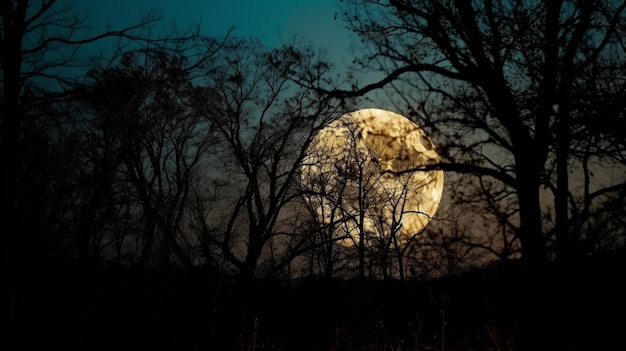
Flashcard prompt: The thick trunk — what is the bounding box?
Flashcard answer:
[358,222,366,280]
[516,153,547,265]
[161,225,194,269]
[380,243,389,280]
[139,216,156,268]
[323,241,334,278]
[480,71,549,266]
[554,113,572,262]
[394,241,405,281]
[238,237,263,280]
[77,203,97,265]
[1,1,27,332]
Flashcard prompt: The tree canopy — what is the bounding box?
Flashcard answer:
[332,0,626,265]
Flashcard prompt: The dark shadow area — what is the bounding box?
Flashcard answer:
[4,249,625,351]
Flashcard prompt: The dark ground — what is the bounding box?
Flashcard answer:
[4,250,625,351]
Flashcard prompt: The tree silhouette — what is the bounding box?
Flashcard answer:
[301,111,444,280]
[191,37,348,281]
[75,48,221,268]
[369,169,427,280]
[0,0,203,334]
[300,142,353,278]
[302,114,386,279]
[332,0,626,265]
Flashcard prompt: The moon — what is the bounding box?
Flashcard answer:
[301,108,444,245]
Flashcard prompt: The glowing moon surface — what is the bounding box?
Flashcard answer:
[301,108,444,245]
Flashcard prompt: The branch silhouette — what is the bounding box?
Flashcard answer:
[385,162,517,188]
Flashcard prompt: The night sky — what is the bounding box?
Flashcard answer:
[4,2,625,350]
[72,0,355,63]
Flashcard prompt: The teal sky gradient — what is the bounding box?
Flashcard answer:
[72,0,355,62]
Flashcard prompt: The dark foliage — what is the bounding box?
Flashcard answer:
[5,249,624,351]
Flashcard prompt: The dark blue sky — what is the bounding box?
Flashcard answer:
[63,1,387,104]
[72,0,355,63]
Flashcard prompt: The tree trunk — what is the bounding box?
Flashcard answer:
[139,215,156,268]
[358,224,366,280]
[481,71,549,266]
[555,112,572,262]
[515,153,547,266]
[1,1,27,333]
[238,237,263,281]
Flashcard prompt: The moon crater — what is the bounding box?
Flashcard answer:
[301,108,444,245]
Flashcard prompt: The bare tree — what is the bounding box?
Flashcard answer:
[301,116,373,278]
[302,110,444,280]
[329,0,626,266]
[76,47,222,268]
[302,114,385,279]
[192,37,348,281]
[369,171,424,280]
[0,0,208,332]
[300,150,353,278]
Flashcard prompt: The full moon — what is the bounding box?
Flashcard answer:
[301,108,444,245]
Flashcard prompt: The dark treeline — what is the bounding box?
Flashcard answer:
[2,1,626,350]
[7,250,625,350]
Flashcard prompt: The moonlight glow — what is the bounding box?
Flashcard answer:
[301,108,444,246]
